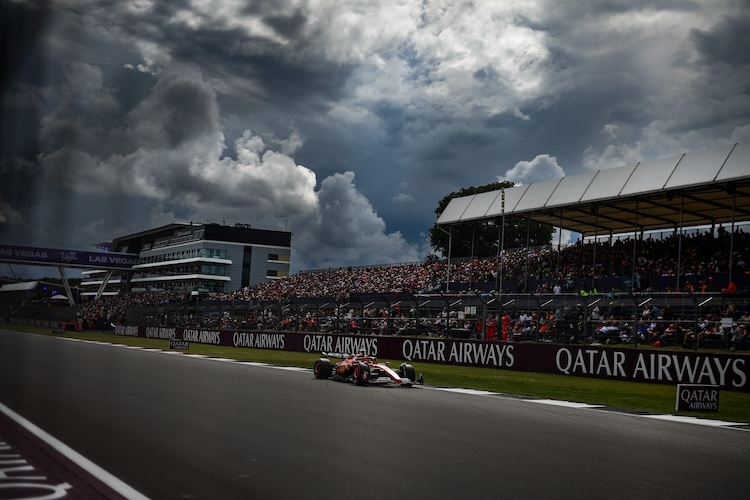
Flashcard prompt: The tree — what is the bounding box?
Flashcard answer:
[429,181,555,258]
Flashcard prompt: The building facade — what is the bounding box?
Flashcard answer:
[80,222,291,295]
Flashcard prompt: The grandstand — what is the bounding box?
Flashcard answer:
[3,143,749,349]
[437,142,750,290]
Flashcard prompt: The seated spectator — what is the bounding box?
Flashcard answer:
[636,321,649,341]
[731,324,747,350]
[599,320,619,337]
[658,323,678,346]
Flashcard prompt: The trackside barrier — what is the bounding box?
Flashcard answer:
[114,326,750,392]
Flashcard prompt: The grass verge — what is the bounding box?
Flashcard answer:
[4,324,750,424]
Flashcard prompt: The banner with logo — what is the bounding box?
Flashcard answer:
[114,326,749,392]
[0,244,138,269]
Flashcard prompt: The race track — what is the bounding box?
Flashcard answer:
[1,329,749,499]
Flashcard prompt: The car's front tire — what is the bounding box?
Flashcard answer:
[353,362,370,385]
[399,363,416,384]
[314,358,332,379]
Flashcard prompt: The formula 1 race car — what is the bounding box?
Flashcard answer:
[313,352,419,387]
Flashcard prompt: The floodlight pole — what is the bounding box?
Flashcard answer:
[525,216,531,292]
[729,185,736,283]
[676,193,684,291]
[495,233,501,292]
[631,200,639,292]
[500,188,506,298]
[591,203,599,292]
[557,210,563,278]
[494,188,507,298]
[469,226,475,290]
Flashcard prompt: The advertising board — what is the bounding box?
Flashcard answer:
[114,326,750,392]
[675,384,719,411]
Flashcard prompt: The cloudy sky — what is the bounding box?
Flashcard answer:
[2,0,749,278]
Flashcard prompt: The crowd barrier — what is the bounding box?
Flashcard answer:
[114,325,750,392]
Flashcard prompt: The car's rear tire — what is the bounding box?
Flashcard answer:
[353,362,370,385]
[399,363,416,383]
[314,358,332,379]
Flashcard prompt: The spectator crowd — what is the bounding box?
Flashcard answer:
[217,228,749,301]
[62,228,749,348]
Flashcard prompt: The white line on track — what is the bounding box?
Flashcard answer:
[57,336,750,430]
[637,414,748,428]
[273,366,310,372]
[0,402,150,500]
[391,376,748,429]
[524,398,605,409]
[423,387,498,396]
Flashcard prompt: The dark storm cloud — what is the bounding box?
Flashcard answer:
[262,8,308,39]
[134,71,220,148]
[2,0,749,277]
[114,0,351,107]
[690,14,750,66]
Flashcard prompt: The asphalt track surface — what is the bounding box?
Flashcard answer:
[1,329,749,499]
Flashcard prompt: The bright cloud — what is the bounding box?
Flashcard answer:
[502,154,565,184]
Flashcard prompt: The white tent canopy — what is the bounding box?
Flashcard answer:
[437,142,750,237]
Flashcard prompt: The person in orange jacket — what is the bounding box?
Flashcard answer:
[501,312,511,342]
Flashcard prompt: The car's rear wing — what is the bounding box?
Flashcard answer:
[322,352,351,359]
[323,352,375,359]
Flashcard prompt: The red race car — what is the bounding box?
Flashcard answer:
[313,352,420,387]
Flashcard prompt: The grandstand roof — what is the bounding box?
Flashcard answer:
[0,281,39,292]
[437,142,750,237]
